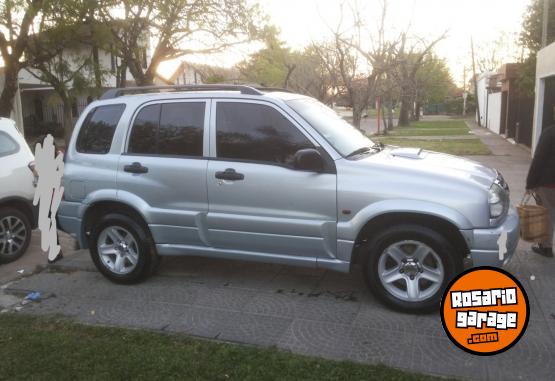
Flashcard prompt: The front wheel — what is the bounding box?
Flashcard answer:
[363,224,461,313]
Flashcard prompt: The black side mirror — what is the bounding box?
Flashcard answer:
[294,148,324,172]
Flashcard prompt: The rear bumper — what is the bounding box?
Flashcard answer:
[57,201,86,248]
[467,206,519,267]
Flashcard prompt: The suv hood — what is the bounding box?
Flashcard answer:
[364,147,497,189]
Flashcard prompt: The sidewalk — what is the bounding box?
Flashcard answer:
[464,120,532,206]
[1,118,554,381]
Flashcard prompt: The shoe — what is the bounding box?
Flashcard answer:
[531,245,554,258]
[48,252,64,264]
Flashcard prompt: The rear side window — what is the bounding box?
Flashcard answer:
[76,104,126,154]
[216,102,314,165]
[128,104,159,154]
[0,131,19,157]
[128,102,205,157]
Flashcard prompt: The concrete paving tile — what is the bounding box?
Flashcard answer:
[293,294,361,323]
[190,285,256,311]
[264,272,323,295]
[217,313,293,347]
[486,323,555,381]
[409,335,490,380]
[244,291,302,318]
[347,327,415,368]
[166,305,292,347]
[353,302,423,334]
[276,319,355,360]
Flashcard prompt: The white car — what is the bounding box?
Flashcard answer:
[0,117,37,264]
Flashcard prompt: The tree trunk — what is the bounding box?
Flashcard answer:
[92,46,102,90]
[62,97,73,148]
[398,97,410,127]
[0,64,19,118]
[352,107,363,130]
[387,100,394,131]
[414,101,421,121]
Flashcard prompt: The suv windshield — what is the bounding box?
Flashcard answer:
[287,98,375,157]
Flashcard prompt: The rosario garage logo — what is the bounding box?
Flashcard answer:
[440,267,529,355]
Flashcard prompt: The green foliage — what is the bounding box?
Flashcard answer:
[237,27,296,87]
[520,0,555,53]
[372,136,491,155]
[0,314,446,381]
[415,55,457,105]
[518,0,555,94]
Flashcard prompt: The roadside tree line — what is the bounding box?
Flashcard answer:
[237,1,457,130]
[0,0,457,139]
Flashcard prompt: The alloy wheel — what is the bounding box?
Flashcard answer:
[377,240,444,302]
[0,215,27,256]
[97,226,139,275]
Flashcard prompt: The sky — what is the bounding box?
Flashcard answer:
[160,0,531,87]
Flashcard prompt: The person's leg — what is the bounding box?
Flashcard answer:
[533,187,554,257]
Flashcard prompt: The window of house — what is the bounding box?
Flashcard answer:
[216,102,314,166]
[128,102,205,157]
[76,104,126,154]
[0,132,19,157]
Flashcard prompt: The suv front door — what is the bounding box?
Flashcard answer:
[206,100,337,266]
[117,100,210,250]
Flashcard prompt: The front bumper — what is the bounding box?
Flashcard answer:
[466,206,520,267]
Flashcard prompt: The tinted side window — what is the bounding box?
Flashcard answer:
[159,102,204,156]
[216,102,313,165]
[76,104,125,154]
[128,104,160,154]
[0,132,19,157]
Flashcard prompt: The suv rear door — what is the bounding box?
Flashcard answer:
[117,99,210,249]
[205,99,337,266]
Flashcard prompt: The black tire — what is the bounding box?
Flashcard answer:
[362,224,462,313]
[0,207,32,264]
[89,213,158,284]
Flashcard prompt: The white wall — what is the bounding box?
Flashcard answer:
[532,42,555,153]
[476,72,494,126]
[487,92,502,134]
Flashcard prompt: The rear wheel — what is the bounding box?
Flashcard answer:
[89,213,158,284]
[0,207,31,264]
[363,224,461,313]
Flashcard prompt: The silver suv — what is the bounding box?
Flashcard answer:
[58,85,519,312]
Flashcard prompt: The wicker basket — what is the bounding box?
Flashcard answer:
[517,193,550,242]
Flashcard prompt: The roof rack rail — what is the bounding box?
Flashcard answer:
[99,84,263,100]
[254,86,294,93]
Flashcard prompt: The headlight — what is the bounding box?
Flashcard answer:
[488,182,507,218]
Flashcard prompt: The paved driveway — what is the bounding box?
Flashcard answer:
[2,121,554,380]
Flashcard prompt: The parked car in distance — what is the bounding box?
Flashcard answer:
[0,118,38,264]
[58,85,519,313]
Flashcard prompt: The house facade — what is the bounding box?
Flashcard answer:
[161,61,203,86]
[0,36,151,137]
[475,64,535,149]
[532,41,555,153]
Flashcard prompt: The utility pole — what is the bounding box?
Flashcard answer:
[471,37,481,126]
[462,66,467,117]
[542,0,550,48]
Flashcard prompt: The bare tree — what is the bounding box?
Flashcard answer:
[314,2,378,129]
[393,32,446,126]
